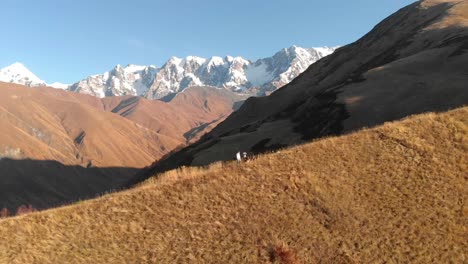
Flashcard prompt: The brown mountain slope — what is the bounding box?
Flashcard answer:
[141,0,468,178]
[0,107,465,263]
[105,86,247,143]
[0,83,244,211]
[0,82,179,167]
[0,82,179,211]
[37,85,246,144]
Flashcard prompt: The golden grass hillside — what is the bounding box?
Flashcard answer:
[0,107,466,263]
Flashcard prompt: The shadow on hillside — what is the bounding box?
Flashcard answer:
[0,158,139,213]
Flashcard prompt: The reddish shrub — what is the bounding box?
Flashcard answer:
[0,208,9,218]
[269,242,300,264]
[16,205,37,216]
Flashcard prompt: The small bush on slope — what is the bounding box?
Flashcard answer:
[0,208,8,218]
[0,107,466,264]
[0,205,37,219]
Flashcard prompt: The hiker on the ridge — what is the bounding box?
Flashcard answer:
[236,151,242,163]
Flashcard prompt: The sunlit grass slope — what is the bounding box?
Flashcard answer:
[0,107,466,264]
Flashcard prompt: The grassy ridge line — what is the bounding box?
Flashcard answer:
[0,107,466,263]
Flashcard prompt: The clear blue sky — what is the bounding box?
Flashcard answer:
[0,0,416,84]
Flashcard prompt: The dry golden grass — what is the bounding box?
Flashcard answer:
[0,107,466,263]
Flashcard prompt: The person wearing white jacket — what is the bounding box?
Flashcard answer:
[236,151,242,163]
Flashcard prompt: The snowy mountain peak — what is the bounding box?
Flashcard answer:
[0,62,46,87]
[4,62,30,72]
[208,56,224,65]
[125,64,147,72]
[185,56,206,65]
[280,45,307,56]
[230,56,250,65]
[168,56,182,65]
[69,64,158,98]
[310,46,337,57]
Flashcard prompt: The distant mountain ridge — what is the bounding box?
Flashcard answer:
[1,46,337,99]
[73,46,336,99]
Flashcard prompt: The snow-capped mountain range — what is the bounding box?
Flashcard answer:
[1,46,337,99]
